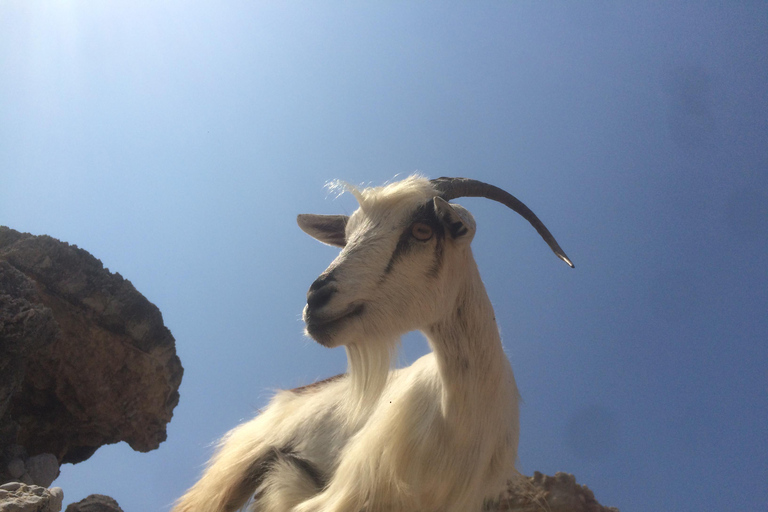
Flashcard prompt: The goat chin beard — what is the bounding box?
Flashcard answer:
[304,317,399,407]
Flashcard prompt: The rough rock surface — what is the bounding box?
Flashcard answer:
[0,444,61,488]
[0,482,64,512]
[64,494,123,512]
[0,226,183,478]
[0,260,59,441]
[495,471,619,512]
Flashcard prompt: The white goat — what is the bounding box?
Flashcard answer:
[173,175,573,512]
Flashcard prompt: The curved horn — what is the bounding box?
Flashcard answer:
[431,177,574,268]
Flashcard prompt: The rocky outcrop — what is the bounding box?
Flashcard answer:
[0,226,183,483]
[64,494,124,512]
[0,482,63,512]
[496,472,618,512]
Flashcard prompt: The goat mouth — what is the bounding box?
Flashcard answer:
[305,303,365,344]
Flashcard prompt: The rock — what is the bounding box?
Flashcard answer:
[0,483,63,512]
[23,454,58,488]
[48,489,64,511]
[5,460,23,480]
[0,261,59,446]
[0,226,183,472]
[494,471,619,512]
[64,494,123,512]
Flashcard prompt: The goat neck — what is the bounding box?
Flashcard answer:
[425,254,516,419]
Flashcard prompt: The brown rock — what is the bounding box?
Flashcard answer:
[494,471,619,512]
[0,226,183,467]
[64,494,123,512]
[0,261,58,425]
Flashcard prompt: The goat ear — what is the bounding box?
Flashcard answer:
[297,214,349,247]
[433,197,476,242]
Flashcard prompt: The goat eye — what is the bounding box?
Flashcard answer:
[411,222,433,241]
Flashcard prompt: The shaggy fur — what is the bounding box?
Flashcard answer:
[173,176,523,512]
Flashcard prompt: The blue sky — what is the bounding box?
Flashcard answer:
[1,2,766,511]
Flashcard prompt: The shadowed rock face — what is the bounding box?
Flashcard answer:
[0,226,183,468]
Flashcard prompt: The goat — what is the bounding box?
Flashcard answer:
[172,175,573,512]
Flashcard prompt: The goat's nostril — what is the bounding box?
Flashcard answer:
[309,273,336,293]
[307,284,335,310]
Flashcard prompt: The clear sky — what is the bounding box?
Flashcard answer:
[1,2,766,511]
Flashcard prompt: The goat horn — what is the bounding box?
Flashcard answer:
[430,177,574,268]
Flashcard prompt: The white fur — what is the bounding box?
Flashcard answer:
[173,176,521,512]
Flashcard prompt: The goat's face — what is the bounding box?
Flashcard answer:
[298,182,477,348]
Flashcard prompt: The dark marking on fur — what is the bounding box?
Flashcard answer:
[290,373,347,395]
[276,443,327,489]
[383,228,414,275]
[427,236,444,278]
[434,203,468,239]
[448,220,468,238]
[250,444,328,504]
[282,450,326,489]
[383,200,446,277]
[235,448,282,509]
